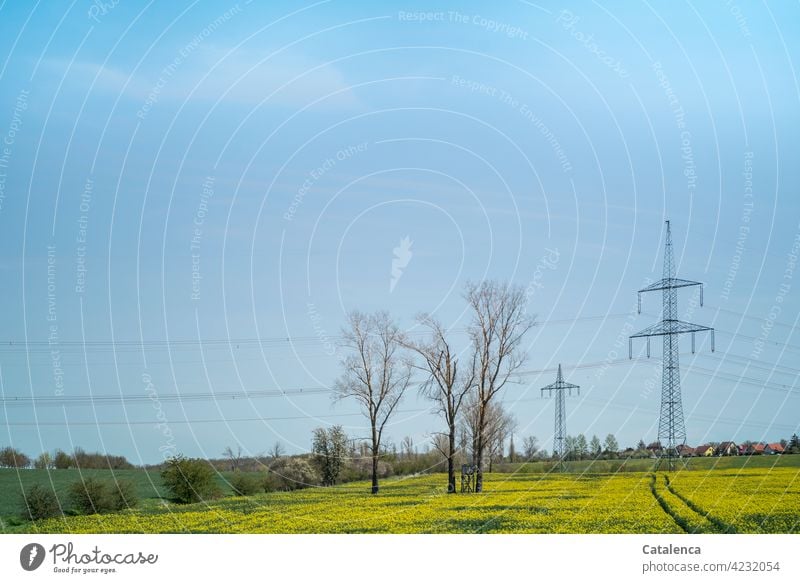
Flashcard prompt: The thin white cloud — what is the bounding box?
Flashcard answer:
[45,46,362,111]
[182,45,362,109]
[40,58,146,96]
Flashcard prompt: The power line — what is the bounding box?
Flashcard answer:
[4,395,795,434]
[714,328,800,355]
[3,350,798,408]
[707,304,800,334]
[0,408,430,427]
[0,386,333,407]
[0,353,664,408]
[0,312,640,354]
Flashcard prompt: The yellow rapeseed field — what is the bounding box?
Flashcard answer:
[668,468,800,533]
[17,468,799,534]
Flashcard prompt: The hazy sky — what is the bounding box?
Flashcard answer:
[0,1,798,464]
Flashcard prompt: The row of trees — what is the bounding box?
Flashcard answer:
[559,434,620,461]
[0,447,133,470]
[334,280,533,494]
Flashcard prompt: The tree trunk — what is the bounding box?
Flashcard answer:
[447,425,456,493]
[371,426,379,494]
[475,406,486,492]
[371,453,379,494]
[475,440,484,492]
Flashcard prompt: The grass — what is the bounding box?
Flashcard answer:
[0,467,264,527]
[2,460,798,534]
[495,453,800,474]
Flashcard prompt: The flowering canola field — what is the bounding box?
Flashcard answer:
[668,469,800,533]
[15,468,799,534]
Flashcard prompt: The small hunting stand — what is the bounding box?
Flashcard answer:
[461,464,479,493]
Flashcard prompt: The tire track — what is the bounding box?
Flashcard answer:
[664,474,738,534]
[648,473,720,534]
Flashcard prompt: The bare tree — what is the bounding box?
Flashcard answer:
[400,435,415,459]
[404,314,476,493]
[464,280,533,491]
[523,435,539,460]
[461,395,516,473]
[430,433,449,461]
[334,310,412,494]
[222,445,244,471]
[269,441,285,463]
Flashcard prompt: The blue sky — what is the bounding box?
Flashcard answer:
[0,1,798,464]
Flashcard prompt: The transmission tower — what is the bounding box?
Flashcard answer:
[540,364,580,471]
[629,220,714,471]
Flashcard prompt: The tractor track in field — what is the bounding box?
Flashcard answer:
[649,473,733,534]
[663,474,738,534]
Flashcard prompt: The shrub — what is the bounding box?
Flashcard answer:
[269,457,320,491]
[69,478,113,514]
[108,479,138,511]
[262,470,280,492]
[161,455,220,503]
[229,472,260,496]
[34,452,54,469]
[19,484,60,521]
[341,457,392,482]
[53,450,74,469]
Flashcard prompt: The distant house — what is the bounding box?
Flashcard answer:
[715,442,738,456]
[765,443,785,455]
[646,442,663,457]
[676,444,695,458]
[752,443,766,455]
[694,445,714,457]
[738,444,751,455]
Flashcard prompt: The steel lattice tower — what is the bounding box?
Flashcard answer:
[540,364,580,470]
[629,221,714,470]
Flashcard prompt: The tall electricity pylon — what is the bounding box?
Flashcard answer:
[541,364,580,471]
[629,221,714,471]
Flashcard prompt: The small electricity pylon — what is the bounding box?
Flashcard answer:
[629,220,714,471]
[540,364,580,472]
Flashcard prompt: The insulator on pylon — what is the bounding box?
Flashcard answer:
[691,332,695,353]
[646,337,650,358]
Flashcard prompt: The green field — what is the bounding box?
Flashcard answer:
[2,455,798,534]
[0,467,248,528]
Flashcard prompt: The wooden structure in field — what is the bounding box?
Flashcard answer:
[461,464,479,493]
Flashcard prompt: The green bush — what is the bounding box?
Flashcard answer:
[262,470,279,492]
[69,478,113,514]
[229,472,260,496]
[20,484,61,521]
[66,478,139,515]
[108,479,138,511]
[53,449,74,469]
[161,455,220,503]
